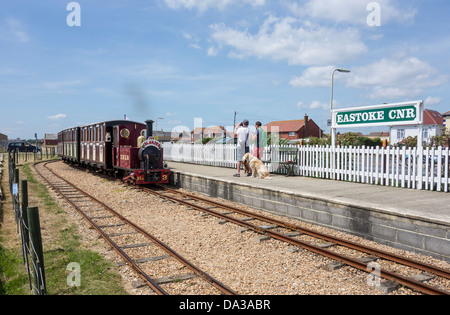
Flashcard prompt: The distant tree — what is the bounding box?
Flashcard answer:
[202,137,214,145]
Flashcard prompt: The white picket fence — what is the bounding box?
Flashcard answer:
[163,143,450,193]
[164,143,238,168]
[300,145,450,192]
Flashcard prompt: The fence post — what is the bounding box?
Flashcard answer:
[21,180,30,249]
[13,169,20,231]
[27,206,47,295]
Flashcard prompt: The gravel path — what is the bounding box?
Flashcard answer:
[38,161,450,295]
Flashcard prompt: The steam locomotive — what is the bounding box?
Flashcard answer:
[57,119,171,185]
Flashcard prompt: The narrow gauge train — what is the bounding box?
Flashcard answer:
[57,119,171,185]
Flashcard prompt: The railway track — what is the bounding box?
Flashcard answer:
[134,184,450,295]
[33,161,236,295]
[37,160,450,295]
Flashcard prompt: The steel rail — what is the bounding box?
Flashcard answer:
[140,185,450,295]
[34,161,236,296]
[34,162,168,295]
[159,185,450,281]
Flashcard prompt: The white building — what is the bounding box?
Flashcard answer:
[443,111,450,135]
[390,110,443,145]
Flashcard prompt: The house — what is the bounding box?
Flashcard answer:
[44,134,58,147]
[191,126,227,142]
[153,131,174,143]
[0,133,7,152]
[390,109,444,145]
[443,111,450,135]
[263,115,323,141]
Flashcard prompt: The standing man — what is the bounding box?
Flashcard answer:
[234,119,250,177]
[252,121,266,159]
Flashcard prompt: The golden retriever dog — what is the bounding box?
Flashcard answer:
[243,159,252,175]
[242,153,271,179]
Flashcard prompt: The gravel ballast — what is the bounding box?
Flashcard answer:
[37,161,450,295]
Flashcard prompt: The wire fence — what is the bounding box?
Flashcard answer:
[7,152,47,295]
[8,147,57,163]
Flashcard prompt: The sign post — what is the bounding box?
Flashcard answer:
[331,100,424,147]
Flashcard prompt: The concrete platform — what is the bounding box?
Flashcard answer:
[167,161,450,262]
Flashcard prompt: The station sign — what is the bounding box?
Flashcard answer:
[332,101,423,128]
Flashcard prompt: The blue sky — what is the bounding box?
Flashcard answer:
[1,0,450,139]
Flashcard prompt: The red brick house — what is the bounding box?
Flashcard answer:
[191,126,227,142]
[263,115,323,140]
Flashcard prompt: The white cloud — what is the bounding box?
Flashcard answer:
[163,0,265,12]
[183,32,202,49]
[347,55,448,100]
[0,18,30,43]
[288,0,417,25]
[290,65,337,88]
[290,55,448,102]
[42,80,84,90]
[297,100,329,111]
[207,46,218,56]
[48,114,67,120]
[424,97,442,107]
[209,16,367,66]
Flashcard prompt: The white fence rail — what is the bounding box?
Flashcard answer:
[163,143,450,192]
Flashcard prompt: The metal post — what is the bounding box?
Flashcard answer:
[13,169,19,231]
[27,206,47,295]
[21,180,29,248]
[417,101,424,190]
[330,68,351,147]
[21,180,33,290]
[330,69,336,141]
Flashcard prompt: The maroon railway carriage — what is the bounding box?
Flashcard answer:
[59,119,170,185]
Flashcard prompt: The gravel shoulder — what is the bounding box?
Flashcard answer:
[38,161,450,295]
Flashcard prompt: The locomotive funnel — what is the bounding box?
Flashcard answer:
[145,120,154,138]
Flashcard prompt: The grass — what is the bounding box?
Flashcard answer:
[0,159,129,295]
[0,243,29,295]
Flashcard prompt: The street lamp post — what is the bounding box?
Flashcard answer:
[330,68,351,146]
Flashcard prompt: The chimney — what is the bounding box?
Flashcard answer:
[304,114,309,139]
[145,120,154,138]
